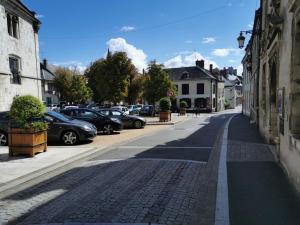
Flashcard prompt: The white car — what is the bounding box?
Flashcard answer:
[47,104,59,111]
[111,106,129,115]
[127,105,139,115]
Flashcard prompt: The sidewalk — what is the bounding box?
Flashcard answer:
[145,113,188,125]
[227,114,300,225]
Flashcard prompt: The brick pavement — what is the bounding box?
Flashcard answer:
[1,159,206,225]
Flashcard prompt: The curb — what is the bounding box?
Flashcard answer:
[214,114,236,225]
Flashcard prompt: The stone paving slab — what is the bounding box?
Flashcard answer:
[0,159,206,225]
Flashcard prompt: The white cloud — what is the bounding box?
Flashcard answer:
[53,60,87,73]
[164,51,219,69]
[228,59,237,63]
[185,40,193,44]
[35,14,44,19]
[120,26,136,32]
[107,38,147,72]
[212,48,242,57]
[237,64,243,75]
[202,37,216,44]
[248,23,253,29]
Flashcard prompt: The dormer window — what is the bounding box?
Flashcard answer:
[181,71,190,79]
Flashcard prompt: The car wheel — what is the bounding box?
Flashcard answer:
[103,124,113,135]
[61,131,78,145]
[0,132,8,146]
[133,120,142,129]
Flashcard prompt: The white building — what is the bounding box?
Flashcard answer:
[166,60,224,112]
[0,0,41,112]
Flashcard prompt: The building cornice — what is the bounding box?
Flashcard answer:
[1,0,41,32]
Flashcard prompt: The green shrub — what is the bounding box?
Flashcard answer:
[10,95,47,131]
[159,97,171,112]
[224,98,230,109]
[180,100,188,108]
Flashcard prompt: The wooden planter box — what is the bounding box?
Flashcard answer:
[180,108,186,115]
[8,128,47,157]
[159,111,171,122]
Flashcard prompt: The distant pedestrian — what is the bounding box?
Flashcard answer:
[194,107,200,117]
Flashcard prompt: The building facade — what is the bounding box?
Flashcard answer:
[243,0,300,192]
[40,59,59,105]
[166,60,224,112]
[0,0,41,112]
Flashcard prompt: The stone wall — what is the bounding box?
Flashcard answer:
[0,3,41,112]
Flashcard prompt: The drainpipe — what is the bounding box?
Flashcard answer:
[33,26,40,99]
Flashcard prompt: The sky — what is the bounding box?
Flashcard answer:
[23,0,260,74]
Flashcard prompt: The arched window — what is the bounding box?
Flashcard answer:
[290,13,300,137]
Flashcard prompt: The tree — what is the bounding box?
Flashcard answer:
[85,52,138,105]
[126,74,146,104]
[144,62,177,105]
[54,67,92,103]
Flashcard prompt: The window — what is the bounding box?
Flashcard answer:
[112,111,122,116]
[175,85,178,92]
[79,110,96,118]
[6,13,19,38]
[197,83,204,94]
[213,98,216,108]
[9,56,21,84]
[181,71,190,79]
[182,84,189,95]
[213,84,216,94]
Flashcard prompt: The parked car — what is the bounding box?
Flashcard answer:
[47,104,59,111]
[0,111,97,146]
[127,105,139,115]
[87,103,100,110]
[63,105,79,109]
[111,106,130,115]
[136,104,143,111]
[139,105,155,116]
[60,108,123,134]
[44,111,97,145]
[99,108,146,129]
[0,112,9,146]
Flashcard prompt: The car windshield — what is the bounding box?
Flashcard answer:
[46,111,72,122]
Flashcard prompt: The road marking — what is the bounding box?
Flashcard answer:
[214,114,236,225]
[118,145,214,149]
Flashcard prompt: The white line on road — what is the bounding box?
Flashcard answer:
[118,146,214,149]
[214,114,236,225]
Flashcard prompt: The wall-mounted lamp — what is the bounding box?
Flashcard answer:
[237,30,252,49]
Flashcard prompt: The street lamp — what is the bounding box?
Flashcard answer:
[237,30,252,49]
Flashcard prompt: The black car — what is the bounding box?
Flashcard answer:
[45,111,97,145]
[139,105,155,116]
[60,108,123,134]
[0,112,9,146]
[99,108,146,129]
[0,111,97,146]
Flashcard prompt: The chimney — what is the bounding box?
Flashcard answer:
[43,59,48,68]
[196,59,205,69]
[209,64,213,73]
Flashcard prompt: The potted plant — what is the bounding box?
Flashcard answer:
[9,95,48,157]
[159,97,171,122]
[179,101,188,115]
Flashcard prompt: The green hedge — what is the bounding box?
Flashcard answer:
[159,97,171,112]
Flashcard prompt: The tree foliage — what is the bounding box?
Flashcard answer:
[144,62,177,105]
[54,67,92,103]
[85,52,138,104]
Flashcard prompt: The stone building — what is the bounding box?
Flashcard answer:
[242,0,300,192]
[166,60,225,112]
[40,59,59,105]
[0,0,41,112]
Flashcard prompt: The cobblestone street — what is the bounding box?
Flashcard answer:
[0,111,234,225]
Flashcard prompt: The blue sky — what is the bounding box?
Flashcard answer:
[23,0,259,74]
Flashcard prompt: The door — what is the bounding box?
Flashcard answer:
[44,114,61,142]
[78,109,103,130]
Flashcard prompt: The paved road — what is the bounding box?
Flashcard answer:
[0,111,236,225]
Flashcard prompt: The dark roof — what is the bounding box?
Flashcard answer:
[165,66,217,81]
[40,63,56,81]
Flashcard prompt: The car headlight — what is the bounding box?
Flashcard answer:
[82,125,92,131]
